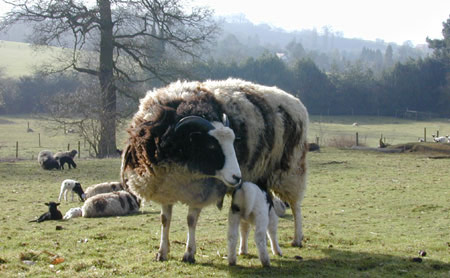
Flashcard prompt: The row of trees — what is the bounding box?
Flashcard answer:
[1,1,449,157]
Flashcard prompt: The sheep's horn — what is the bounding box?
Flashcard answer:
[174,116,215,134]
[222,113,229,127]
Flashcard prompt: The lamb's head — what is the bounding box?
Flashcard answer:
[72,183,86,201]
[122,108,242,187]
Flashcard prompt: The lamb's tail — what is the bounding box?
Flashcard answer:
[272,197,288,218]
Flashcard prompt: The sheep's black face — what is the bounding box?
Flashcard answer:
[183,132,225,175]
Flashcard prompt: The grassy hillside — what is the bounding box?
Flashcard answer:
[0,148,449,277]
[0,40,68,78]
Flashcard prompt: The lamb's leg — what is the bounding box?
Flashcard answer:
[227,209,240,266]
[290,200,303,247]
[58,188,64,202]
[182,207,201,263]
[239,221,250,255]
[254,216,270,267]
[267,209,282,256]
[71,190,74,202]
[156,204,172,261]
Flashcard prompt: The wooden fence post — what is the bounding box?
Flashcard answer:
[78,141,81,158]
[16,141,18,159]
[356,132,359,146]
[38,133,41,147]
[424,128,426,142]
[67,143,70,151]
[316,136,319,145]
[437,130,439,137]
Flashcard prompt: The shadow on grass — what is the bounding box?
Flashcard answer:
[199,248,450,278]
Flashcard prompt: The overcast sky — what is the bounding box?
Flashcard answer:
[0,1,449,45]
[194,0,450,45]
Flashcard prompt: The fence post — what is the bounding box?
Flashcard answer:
[424,128,426,142]
[16,141,18,159]
[316,136,319,145]
[437,130,439,137]
[78,141,81,158]
[356,132,359,146]
[67,143,70,151]
[38,133,41,147]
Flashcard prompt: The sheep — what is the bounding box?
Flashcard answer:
[228,182,282,267]
[121,78,308,263]
[54,149,78,160]
[58,179,86,202]
[432,135,448,143]
[59,156,77,169]
[84,181,124,199]
[37,150,60,170]
[81,191,140,218]
[29,202,62,222]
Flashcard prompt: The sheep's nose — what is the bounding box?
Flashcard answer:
[232,175,242,186]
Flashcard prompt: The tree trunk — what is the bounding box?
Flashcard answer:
[97,0,117,158]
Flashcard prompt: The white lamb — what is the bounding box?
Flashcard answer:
[228,181,282,267]
[58,179,86,202]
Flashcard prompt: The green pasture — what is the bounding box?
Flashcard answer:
[0,116,449,277]
[0,40,69,78]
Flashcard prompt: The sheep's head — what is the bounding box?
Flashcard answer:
[72,183,86,201]
[122,108,242,187]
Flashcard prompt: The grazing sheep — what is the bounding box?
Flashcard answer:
[228,182,282,267]
[84,182,124,199]
[54,149,78,160]
[59,156,77,169]
[29,202,62,222]
[63,207,82,220]
[121,78,308,262]
[81,191,140,218]
[38,150,60,170]
[58,179,86,202]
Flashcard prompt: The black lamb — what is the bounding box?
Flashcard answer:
[29,202,63,223]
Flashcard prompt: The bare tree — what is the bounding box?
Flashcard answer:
[0,0,218,157]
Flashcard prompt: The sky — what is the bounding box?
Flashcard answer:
[0,1,449,45]
[194,0,450,45]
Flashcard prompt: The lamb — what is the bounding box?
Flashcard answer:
[63,191,140,219]
[58,179,86,202]
[59,156,77,169]
[121,78,308,263]
[29,202,63,222]
[84,181,124,199]
[37,150,60,170]
[228,182,282,267]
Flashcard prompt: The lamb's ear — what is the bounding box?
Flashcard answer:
[56,203,60,206]
[45,203,49,206]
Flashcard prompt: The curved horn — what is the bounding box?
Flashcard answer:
[174,116,215,134]
[222,113,229,127]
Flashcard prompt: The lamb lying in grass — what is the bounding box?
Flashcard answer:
[63,191,140,219]
[29,202,63,223]
[228,181,282,267]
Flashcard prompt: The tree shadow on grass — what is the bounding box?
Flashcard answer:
[201,248,450,278]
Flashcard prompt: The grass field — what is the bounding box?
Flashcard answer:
[0,40,70,78]
[0,116,449,277]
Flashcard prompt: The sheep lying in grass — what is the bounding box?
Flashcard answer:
[29,202,62,223]
[84,182,124,199]
[58,179,86,202]
[38,150,60,170]
[63,191,141,219]
[228,181,282,267]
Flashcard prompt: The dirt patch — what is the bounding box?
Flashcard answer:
[387,142,450,155]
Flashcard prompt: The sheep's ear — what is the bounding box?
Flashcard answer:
[45,203,49,206]
[55,203,60,206]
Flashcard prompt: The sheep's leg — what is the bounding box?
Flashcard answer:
[239,221,250,255]
[58,189,64,202]
[290,200,303,247]
[227,209,240,266]
[267,209,282,256]
[64,190,69,202]
[156,204,172,261]
[71,190,74,202]
[254,215,270,267]
[182,207,201,263]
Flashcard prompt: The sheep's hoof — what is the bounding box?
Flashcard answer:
[155,252,167,262]
[182,254,195,264]
[291,241,303,248]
